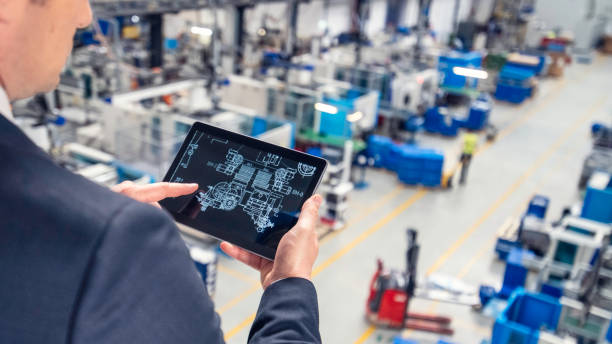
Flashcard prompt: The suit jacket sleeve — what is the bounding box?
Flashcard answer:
[248,278,322,344]
[69,200,225,344]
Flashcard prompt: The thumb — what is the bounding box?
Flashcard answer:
[295,194,322,231]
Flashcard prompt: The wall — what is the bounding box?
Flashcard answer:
[428,0,474,43]
[163,0,489,46]
[527,0,612,48]
[365,0,389,37]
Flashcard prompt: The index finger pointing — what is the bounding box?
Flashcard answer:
[125,182,198,203]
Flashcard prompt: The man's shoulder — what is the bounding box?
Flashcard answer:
[0,144,142,237]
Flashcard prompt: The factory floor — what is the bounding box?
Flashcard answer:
[213,54,612,344]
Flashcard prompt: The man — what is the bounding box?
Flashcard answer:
[0,0,322,343]
[459,131,478,185]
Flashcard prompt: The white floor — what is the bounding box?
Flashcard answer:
[212,54,612,344]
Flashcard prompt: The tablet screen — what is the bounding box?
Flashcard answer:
[161,123,326,259]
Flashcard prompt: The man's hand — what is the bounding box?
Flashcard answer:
[112,181,198,207]
[221,194,322,289]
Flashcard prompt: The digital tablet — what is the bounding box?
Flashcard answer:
[160,121,327,260]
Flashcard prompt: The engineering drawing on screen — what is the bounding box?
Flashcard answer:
[173,134,316,233]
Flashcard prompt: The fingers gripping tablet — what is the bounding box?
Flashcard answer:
[160,122,327,260]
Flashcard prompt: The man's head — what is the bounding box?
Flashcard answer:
[0,0,92,100]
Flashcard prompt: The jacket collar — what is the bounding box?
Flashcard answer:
[0,86,13,123]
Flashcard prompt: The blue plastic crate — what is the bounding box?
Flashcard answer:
[492,289,562,344]
[465,97,492,130]
[526,195,549,219]
[581,176,612,223]
[367,135,394,167]
[438,119,461,137]
[495,83,531,104]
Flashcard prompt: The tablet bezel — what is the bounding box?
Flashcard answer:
[161,121,327,260]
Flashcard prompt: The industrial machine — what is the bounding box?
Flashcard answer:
[366,229,453,335]
[579,123,612,189]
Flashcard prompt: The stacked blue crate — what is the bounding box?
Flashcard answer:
[422,152,444,187]
[385,144,411,172]
[424,107,443,133]
[396,147,424,185]
[395,147,443,187]
[438,51,483,89]
[365,135,444,187]
[366,135,393,167]
[495,66,535,104]
[465,95,492,130]
[424,107,461,137]
[438,118,462,137]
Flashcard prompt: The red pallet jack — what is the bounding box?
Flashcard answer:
[366,229,453,335]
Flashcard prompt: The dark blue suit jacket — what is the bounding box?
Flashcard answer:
[0,115,321,343]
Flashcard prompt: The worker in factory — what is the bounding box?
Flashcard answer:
[0,1,322,343]
[459,131,478,185]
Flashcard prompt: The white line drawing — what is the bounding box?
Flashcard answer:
[297,162,316,177]
[171,132,203,182]
[253,170,273,190]
[210,138,229,145]
[272,168,296,194]
[194,148,298,232]
[235,165,255,184]
[216,149,244,175]
[256,152,281,167]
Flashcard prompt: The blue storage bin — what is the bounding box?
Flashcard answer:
[492,289,562,344]
[424,108,444,133]
[465,97,492,130]
[393,337,418,344]
[366,135,393,167]
[581,176,612,223]
[438,118,461,137]
[495,84,530,104]
[526,195,549,219]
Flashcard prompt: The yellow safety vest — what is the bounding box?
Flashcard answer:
[463,133,478,155]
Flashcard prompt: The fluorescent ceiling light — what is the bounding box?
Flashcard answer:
[452,67,488,79]
[347,111,363,123]
[314,102,338,114]
[191,26,213,36]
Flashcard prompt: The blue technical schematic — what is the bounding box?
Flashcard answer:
[166,130,317,235]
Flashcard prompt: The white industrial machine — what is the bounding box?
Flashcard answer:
[539,216,611,284]
[391,69,439,114]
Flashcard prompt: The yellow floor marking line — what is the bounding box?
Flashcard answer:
[225,190,428,341]
[223,313,257,341]
[353,325,377,344]
[455,120,588,281]
[216,283,260,315]
[444,78,569,186]
[218,185,407,317]
[353,95,606,344]
[426,95,604,277]
[319,186,407,245]
[312,189,428,277]
[227,58,611,342]
[217,264,260,285]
